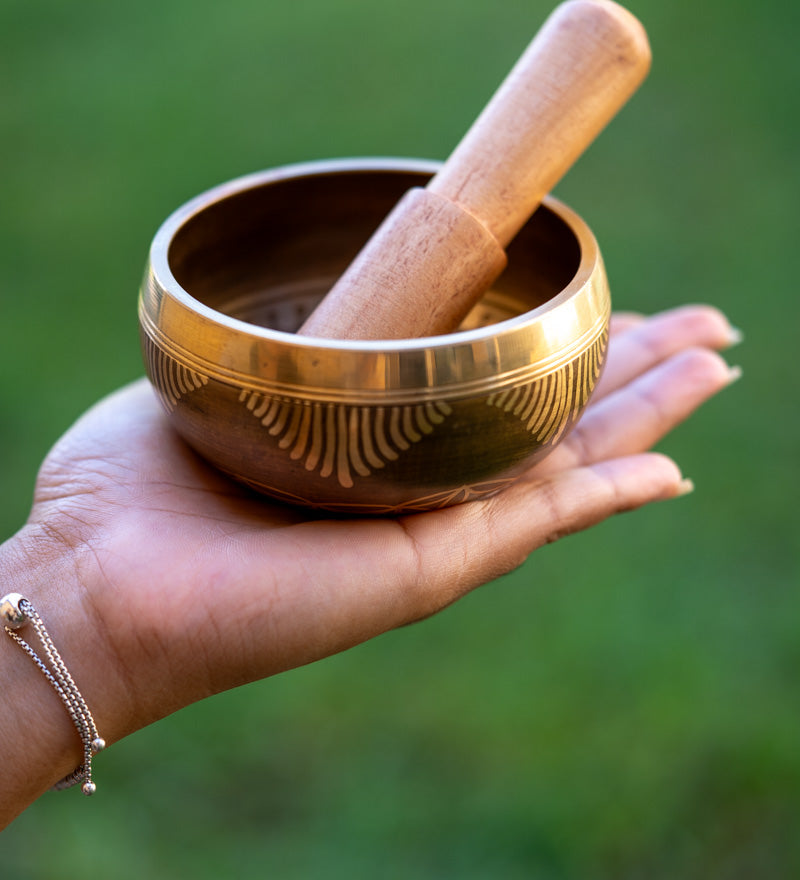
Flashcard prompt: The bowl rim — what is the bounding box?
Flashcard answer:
[141,157,609,400]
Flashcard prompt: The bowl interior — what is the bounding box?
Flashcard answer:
[166,168,582,334]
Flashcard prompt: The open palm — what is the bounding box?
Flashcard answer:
[20,305,737,745]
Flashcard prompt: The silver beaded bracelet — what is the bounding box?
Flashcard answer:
[1,592,105,796]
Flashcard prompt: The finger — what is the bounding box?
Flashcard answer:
[219,451,690,680]
[609,311,645,336]
[541,347,739,474]
[397,451,691,620]
[595,305,740,402]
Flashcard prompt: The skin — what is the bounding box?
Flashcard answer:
[0,305,740,828]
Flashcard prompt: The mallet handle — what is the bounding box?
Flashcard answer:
[299,0,650,340]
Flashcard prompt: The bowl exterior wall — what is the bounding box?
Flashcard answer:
[141,326,607,512]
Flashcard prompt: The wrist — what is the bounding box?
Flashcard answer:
[0,525,131,825]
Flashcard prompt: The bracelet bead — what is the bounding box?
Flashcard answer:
[0,593,27,629]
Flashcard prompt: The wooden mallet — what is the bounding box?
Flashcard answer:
[298,0,651,341]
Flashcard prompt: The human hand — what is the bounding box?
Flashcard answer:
[0,304,739,821]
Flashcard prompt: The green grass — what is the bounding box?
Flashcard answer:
[2,0,798,875]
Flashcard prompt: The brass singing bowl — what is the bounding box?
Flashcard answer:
[139,158,610,513]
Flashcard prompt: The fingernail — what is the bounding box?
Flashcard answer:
[726,326,744,348]
[727,365,743,386]
[675,478,695,498]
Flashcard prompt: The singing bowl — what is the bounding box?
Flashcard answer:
[138,158,610,514]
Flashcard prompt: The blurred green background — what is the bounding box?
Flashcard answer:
[2,0,797,875]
